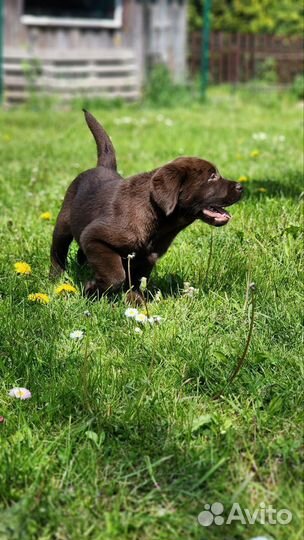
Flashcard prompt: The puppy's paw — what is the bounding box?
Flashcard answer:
[49,264,64,281]
[85,280,100,299]
[126,290,144,306]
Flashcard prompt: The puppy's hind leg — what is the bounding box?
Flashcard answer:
[80,226,126,298]
[50,212,73,279]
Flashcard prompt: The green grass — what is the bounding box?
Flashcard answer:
[0,89,303,540]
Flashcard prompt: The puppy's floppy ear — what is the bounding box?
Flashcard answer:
[151,162,185,216]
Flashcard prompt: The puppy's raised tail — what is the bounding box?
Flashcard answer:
[83,109,117,170]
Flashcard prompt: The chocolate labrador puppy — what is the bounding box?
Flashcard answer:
[50,110,243,302]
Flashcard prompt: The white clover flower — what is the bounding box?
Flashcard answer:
[183,282,199,297]
[134,327,143,334]
[148,315,163,325]
[127,252,136,260]
[125,308,139,319]
[164,118,174,127]
[83,310,91,317]
[248,537,272,540]
[252,132,267,141]
[70,330,84,340]
[9,387,32,400]
[114,117,132,125]
[135,313,148,324]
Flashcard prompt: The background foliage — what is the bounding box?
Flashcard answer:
[189,0,304,35]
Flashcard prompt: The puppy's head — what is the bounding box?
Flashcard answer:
[151,157,244,226]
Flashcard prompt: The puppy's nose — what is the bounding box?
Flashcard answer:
[235,183,244,192]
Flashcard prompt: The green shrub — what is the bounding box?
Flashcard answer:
[255,57,278,84]
[144,64,196,107]
[189,0,304,36]
[291,74,304,100]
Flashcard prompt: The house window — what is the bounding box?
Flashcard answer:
[22,0,122,28]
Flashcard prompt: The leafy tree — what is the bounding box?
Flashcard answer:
[189,0,304,35]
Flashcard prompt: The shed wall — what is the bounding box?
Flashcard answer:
[4,0,187,83]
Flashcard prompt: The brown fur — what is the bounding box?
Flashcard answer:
[50,110,244,302]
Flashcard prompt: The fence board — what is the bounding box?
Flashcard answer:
[3,47,140,103]
[189,31,304,84]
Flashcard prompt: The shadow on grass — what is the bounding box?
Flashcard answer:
[149,272,185,298]
[246,174,303,200]
[68,252,187,301]
[67,257,243,304]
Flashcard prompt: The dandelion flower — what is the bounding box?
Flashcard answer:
[238,175,249,183]
[257,187,267,193]
[9,387,32,400]
[125,307,138,318]
[55,283,77,295]
[250,149,260,158]
[40,211,52,220]
[140,277,147,291]
[134,327,143,334]
[14,261,32,275]
[69,330,84,340]
[28,292,50,304]
[135,313,148,324]
[154,290,162,302]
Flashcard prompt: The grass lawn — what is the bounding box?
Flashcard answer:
[0,89,303,540]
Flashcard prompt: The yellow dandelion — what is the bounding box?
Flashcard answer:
[14,261,32,275]
[257,187,267,193]
[28,292,50,304]
[55,283,77,295]
[250,149,260,158]
[40,211,52,220]
[238,175,249,183]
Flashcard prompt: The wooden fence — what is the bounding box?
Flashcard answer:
[189,32,304,84]
[4,47,140,104]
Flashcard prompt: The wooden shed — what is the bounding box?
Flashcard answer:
[3,0,187,102]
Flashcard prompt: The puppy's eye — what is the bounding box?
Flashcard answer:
[208,173,218,182]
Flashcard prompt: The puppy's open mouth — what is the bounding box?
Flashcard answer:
[202,206,231,224]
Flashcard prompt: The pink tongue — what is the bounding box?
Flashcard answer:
[203,208,230,223]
